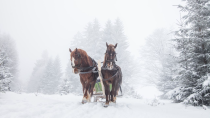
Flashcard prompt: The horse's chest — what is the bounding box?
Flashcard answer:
[102,70,116,81]
[80,73,93,82]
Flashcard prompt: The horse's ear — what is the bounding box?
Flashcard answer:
[114,43,118,48]
[76,48,78,52]
[69,48,72,53]
[106,42,109,47]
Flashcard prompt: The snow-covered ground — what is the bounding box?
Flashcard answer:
[0,92,209,118]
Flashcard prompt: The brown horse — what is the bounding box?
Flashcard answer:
[101,42,122,107]
[69,48,98,104]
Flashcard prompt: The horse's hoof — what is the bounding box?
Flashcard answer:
[104,104,109,107]
[112,101,116,103]
[104,102,109,107]
[82,100,87,104]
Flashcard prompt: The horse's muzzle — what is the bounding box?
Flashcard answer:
[72,68,80,74]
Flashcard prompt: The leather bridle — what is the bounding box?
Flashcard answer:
[71,52,82,69]
[104,50,117,68]
[71,52,96,72]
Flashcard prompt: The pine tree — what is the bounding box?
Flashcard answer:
[52,56,62,93]
[27,51,49,93]
[0,34,18,91]
[0,47,12,92]
[82,19,103,60]
[59,78,71,95]
[102,20,114,44]
[171,0,210,105]
[64,61,82,94]
[40,56,62,94]
[91,19,104,60]
[138,29,178,97]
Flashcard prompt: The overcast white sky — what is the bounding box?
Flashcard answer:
[0,0,182,85]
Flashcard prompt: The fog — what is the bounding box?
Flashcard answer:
[0,0,181,86]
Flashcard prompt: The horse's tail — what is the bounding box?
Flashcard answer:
[115,65,122,95]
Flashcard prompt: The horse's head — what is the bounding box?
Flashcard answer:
[69,48,82,74]
[104,42,117,70]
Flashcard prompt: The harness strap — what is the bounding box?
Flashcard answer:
[79,67,98,74]
[102,70,118,81]
[101,67,117,71]
[78,56,98,74]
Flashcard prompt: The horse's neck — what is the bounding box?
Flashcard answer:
[102,55,107,67]
[81,55,91,67]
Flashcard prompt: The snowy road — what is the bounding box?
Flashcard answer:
[0,92,209,118]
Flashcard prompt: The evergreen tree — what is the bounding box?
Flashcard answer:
[28,53,62,94]
[71,32,85,49]
[64,61,82,94]
[0,34,18,91]
[40,58,54,94]
[0,47,12,92]
[138,29,178,97]
[171,0,210,105]
[27,51,49,93]
[59,78,71,95]
[41,56,62,94]
[81,19,103,60]
[90,19,104,60]
[102,20,114,44]
[53,56,62,87]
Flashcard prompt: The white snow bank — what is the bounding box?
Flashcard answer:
[0,92,209,118]
[135,86,162,99]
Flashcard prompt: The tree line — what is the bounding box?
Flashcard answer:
[141,0,210,106]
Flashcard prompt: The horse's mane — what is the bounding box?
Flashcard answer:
[71,49,91,66]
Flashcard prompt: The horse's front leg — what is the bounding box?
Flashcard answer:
[80,77,86,104]
[111,80,117,103]
[103,82,110,107]
[89,80,96,99]
[82,81,91,104]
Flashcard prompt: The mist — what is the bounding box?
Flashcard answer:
[0,0,181,86]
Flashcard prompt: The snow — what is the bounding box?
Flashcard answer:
[0,92,209,118]
[135,86,162,99]
[203,75,210,87]
[164,87,182,99]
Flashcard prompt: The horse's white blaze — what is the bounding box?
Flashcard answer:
[72,57,75,66]
[72,57,75,73]
[109,62,113,70]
